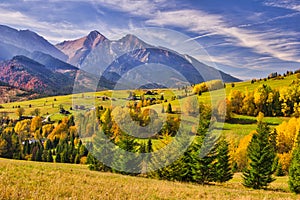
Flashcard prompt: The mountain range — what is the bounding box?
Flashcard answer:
[0,24,240,101]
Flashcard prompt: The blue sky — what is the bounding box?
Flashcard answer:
[0,0,300,79]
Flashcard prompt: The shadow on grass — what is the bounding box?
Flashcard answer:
[227,118,257,125]
[263,187,290,193]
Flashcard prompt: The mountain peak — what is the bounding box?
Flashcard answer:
[121,34,141,41]
[88,30,103,37]
[0,25,67,61]
[85,30,107,48]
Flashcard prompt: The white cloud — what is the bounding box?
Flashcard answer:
[145,9,300,63]
[86,0,168,17]
[0,7,120,43]
[264,0,300,11]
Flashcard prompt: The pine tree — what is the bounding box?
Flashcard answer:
[60,151,69,163]
[90,129,114,172]
[47,150,53,162]
[161,105,165,113]
[44,139,51,150]
[166,103,172,113]
[288,133,300,193]
[214,137,233,183]
[41,150,48,162]
[55,153,61,163]
[35,147,43,161]
[275,162,284,176]
[75,154,80,164]
[147,139,153,153]
[195,136,218,184]
[114,134,140,174]
[243,121,276,189]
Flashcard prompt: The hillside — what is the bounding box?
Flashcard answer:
[0,158,297,200]
[0,56,74,95]
[0,25,66,61]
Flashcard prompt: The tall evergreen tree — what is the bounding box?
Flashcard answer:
[35,147,43,161]
[214,137,233,183]
[288,132,300,194]
[243,121,276,189]
[55,153,61,163]
[166,103,173,113]
[47,150,53,162]
[147,139,153,153]
[41,150,48,162]
[74,154,81,164]
[195,135,218,184]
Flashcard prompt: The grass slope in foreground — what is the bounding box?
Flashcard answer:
[0,158,298,200]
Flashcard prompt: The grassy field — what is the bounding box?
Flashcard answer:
[0,158,298,200]
[0,74,297,120]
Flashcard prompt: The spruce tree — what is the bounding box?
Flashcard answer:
[55,153,61,163]
[41,150,48,162]
[115,134,140,174]
[166,103,172,113]
[47,150,53,162]
[243,121,276,189]
[35,147,43,162]
[147,139,153,153]
[91,129,114,172]
[288,133,300,194]
[195,136,218,184]
[275,162,284,176]
[74,154,81,164]
[214,137,233,183]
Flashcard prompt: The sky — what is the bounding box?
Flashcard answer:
[0,0,300,80]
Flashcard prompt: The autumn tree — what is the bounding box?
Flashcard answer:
[31,108,41,116]
[30,116,42,133]
[228,90,244,114]
[16,107,25,119]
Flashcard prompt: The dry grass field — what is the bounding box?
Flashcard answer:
[0,158,299,200]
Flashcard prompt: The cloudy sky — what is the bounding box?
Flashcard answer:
[1,0,300,79]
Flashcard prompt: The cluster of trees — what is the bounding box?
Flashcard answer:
[147,135,233,184]
[87,104,233,185]
[228,113,300,192]
[192,80,225,95]
[0,115,89,164]
[231,116,300,175]
[228,81,300,117]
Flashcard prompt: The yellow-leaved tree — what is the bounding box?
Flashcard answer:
[276,117,300,173]
[233,131,255,171]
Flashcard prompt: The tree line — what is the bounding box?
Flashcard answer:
[227,81,300,117]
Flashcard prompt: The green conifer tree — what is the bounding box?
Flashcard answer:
[166,103,172,113]
[214,137,233,183]
[47,150,53,162]
[55,153,61,163]
[243,121,276,189]
[288,133,300,193]
[75,154,81,164]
